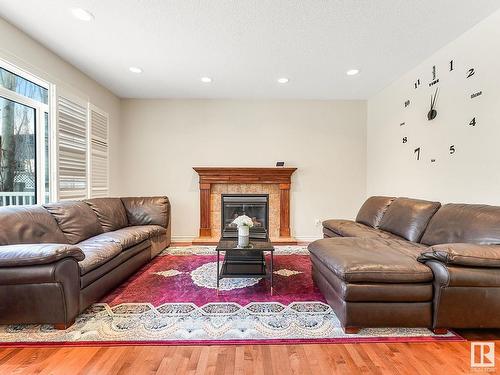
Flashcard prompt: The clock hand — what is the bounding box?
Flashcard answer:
[431,87,439,109]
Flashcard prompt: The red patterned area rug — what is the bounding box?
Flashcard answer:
[0,246,463,347]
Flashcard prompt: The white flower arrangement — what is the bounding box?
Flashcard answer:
[232,215,254,228]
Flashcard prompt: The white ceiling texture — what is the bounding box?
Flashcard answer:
[1,0,499,99]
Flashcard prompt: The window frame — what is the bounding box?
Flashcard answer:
[0,58,54,204]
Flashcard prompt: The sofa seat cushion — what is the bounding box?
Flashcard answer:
[323,227,341,238]
[78,238,122,275]
[311,256,432,302]
[80,240,150,288]
[378,197,441,243]
[322,220,403,240]
[308,238,431,283]
[426,261,500,288]
[90,225,166,250]
[43,201,104,244]
[84,198,128,232]
[355,196,395,228]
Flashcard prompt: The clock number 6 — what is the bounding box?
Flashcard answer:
[414,147,421,161]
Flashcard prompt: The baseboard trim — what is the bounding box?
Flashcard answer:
[171,235,321,244]
[294,236,321,242]
[171,236,197,242]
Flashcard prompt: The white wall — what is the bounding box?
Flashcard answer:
[0,18,121,195]
[119,100,367,241]
[367,10,500,205]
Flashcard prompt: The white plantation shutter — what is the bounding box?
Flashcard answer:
[89,106,109,197]
[57,96,88,200]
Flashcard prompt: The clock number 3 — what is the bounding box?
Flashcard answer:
[414,147,421,161]
[467,68,475,78]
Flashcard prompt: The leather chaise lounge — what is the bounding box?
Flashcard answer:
[309,196,500,334]
[0,196,171,329]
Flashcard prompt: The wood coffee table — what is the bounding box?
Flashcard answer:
[215,239,275,295]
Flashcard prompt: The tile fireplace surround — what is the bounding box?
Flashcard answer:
[193,167,297,244]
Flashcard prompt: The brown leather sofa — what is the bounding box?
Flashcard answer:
[0,196,171,329]
[309,196,500,334]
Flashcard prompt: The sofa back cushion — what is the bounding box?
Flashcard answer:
[121,196,170,227]
[355,196,395,228]
[43,201,103,244]
[84,198,128,232]
[0,205,69,245]
[421,204,500,245]
[378,197,441,242]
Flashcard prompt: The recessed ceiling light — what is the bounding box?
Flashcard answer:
[201,77,212,83]
[129,66,143,74]
[70,8,94,22]
[346,69,360,76]
[277,78,289,84]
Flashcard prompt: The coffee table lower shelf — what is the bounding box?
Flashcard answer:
[216,245,274,296]
[219,260,267,278]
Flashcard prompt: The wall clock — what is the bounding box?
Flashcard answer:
[400,59,483,163]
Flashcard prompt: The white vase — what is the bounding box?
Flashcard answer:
[238,226,250,247]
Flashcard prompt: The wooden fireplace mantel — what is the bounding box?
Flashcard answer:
[193,167,297,239]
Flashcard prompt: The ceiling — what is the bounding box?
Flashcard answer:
[1,0,499,99]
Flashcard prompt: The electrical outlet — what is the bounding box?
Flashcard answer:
[314,218,321,227]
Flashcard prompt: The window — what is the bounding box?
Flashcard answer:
[0,63,51,206]
[0,67,48,104]
[0,60,110,206]
[56,97,110,201]
[89,106,109,197]
[56,95,88,200]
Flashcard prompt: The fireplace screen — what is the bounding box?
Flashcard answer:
[221,194,269,239]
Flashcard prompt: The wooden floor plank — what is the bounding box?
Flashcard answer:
[1,338,499,375]
[193,346,210,375]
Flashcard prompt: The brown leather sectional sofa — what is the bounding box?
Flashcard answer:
[309,196,500,334]
[0,196,171,329]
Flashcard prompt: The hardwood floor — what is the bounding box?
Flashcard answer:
[1,334,499,375]
[3,238,499,374]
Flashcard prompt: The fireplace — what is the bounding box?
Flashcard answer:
[193,167,297,243]
[221,194,269,239]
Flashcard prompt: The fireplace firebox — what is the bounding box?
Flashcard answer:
[221,194,269,239]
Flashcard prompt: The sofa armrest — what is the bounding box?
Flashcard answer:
[0,243,85,267]
[418,243,500,268]
[121,196,171,229]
